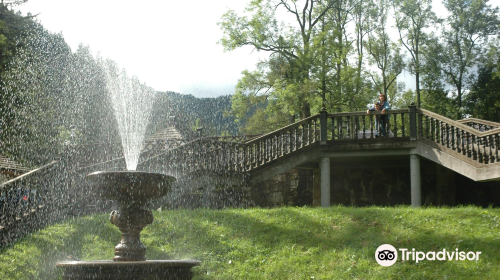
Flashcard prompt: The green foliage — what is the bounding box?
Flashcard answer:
[220,0,381,133]
[220,1,332,114]
[0,21,119,165]
[0,3,30,74]
[1,24,72,165]
[1,206,500,279]
[221,0,498,132]
[392,0,439,108]
[439,0,500,118]
[368,0,404,98]
[240,107,291,135]
[465,41,500,122]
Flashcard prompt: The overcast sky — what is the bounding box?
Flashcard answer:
[17,1,499,99]
[18,0,265,97]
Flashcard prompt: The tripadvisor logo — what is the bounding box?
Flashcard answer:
[375,244,398,266]
[375,244,482,266]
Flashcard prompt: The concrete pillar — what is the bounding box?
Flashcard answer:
[410,154,421,207]
[312,168,321,207]
[320,157,331,207]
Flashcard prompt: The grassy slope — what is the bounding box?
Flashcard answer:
[0,206,499,279]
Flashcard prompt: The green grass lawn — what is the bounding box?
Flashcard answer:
[1,206,499,279]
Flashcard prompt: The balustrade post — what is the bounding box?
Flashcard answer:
[402,114,406,137]
[370,115,374,137]
[409,103,417,141]
[362,116,366,139]
[466,132,472,158]
[394,114,398,137]
[295,127,299,151]
[451,126,455,150]
[347,116,351,139]
[472,135,477,160]
[488,136,493,164]
[478,137,484,163]
[280,133,284,157]
[314,118,318,142]
[496,134,499,162]
[424,115,428,139]
[320,108,328,145]
[301,124,305,148]
[445,123,450,148]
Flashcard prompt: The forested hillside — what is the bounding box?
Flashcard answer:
[147,92,237,138]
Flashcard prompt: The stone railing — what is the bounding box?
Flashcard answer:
[418,109,500,164]
[0,153,115,247]
[457,118,500,132]
[325,109,411,141]
[139,138,245,175]
[0,160,72,246]
[241,114,320,171]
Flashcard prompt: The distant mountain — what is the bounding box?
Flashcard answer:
[146,91,238,138]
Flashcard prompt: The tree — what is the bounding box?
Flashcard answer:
[392,0,439,108]
[227,57,297,134]
[0,24,74,165]
[219,0,335,121]
[327,0,361,110]
[0,2,31,81]
[418,36,457,118]
[0,20,120,165]
[352,0,377,107]
[1,0,28,7]
[440,0,499,119]
[367,0,404,100]
[465,40,500,122]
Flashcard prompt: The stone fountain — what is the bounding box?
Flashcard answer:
[57,171,200,279]
[57,61,199,279]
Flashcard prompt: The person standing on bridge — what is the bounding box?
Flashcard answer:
[367,94,391,137]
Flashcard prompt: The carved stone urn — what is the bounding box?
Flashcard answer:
[87,171,174,261]
[56,171,200,280]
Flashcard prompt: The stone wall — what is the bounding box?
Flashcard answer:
[161,156,499,209]
[319,158,412,206]
[247,169,313,208]
[250,156,499,208]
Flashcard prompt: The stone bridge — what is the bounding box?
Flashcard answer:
[138,105,500,207]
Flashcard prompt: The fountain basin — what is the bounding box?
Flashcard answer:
[87,171,175,203]
[57,260,200,280]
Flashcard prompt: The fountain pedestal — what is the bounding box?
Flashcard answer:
[56,260,200,280]
[109,205,153,261]
[56,171,200,280]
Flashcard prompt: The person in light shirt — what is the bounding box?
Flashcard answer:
[367,94,390,137]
